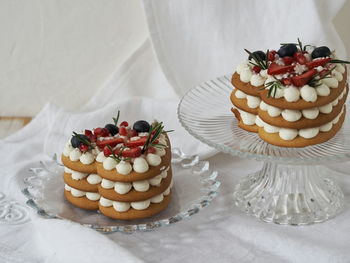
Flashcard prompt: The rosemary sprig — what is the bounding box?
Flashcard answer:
[297,38,303,52]
[244,49,268,69]
[72,132,93,149]
[330,59,350,64]
[309,66,336,87]
[141,122,168,153]
[112,110,120,126]
[106,145,127,162]
[264,79,283,98]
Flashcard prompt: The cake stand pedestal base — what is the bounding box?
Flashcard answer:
[233,162,344,225]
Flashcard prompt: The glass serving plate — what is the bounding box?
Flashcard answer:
[22,148,220,233]
[178,75,350,225]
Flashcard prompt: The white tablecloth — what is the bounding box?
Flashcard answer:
[1,1,350,262]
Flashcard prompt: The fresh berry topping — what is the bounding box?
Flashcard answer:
[268,50,277,61]
[267,63,294,75]
[84,129,93,137]
[120,121,129,127]
[100,128,110,137]
[103,146,112,157]
[281,78,292,86]
[248,50,266,61]
[93,127,103,136]
[104,124,119,136]
[124,137,147,148]
[146,147,157,154]
[311,46,331,59]
[128,129,138,137]
[71,134,89,148]
[133,120,151,133]
[119,127,128,136]
[79,144,89,153]
[293,52,307,65]
[120,147,142,158]
[282,56,294,65]
[96,138,124,148]
[87,134,97,143]
[252,66,261,73]
[306,57,331,69]
[291,69,317,87]
[278,44,297,57]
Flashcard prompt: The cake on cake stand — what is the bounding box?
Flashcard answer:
[178,75,349,225]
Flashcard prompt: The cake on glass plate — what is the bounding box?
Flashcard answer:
[230,39,349,147]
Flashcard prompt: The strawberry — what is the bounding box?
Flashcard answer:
[147,147,157,154]
[252,66,261,73]
[100,128,110,137]
[79,144,89,153]
[84,129,93,136]
[268,50,277,61]
[128,129,138,137]
[291,69,317,87]
[124,137,147,148]
[103,146,112,157]
[119,127,127,136]
[120,147,142,158]
[282,56,294,65]
[94,127,103,136]
[267,63,294,75]
[281,78,292,86]
[293,52,308,65]
[96,137,124,148]
[120,121,129,127]
[305,58,331,69]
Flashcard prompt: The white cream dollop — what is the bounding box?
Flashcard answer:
[299,127,319,139]
[149,175,162,186]
[320,122,333,132]
[235,89,247,99]
[116,161,132,175]
[315,83,331,97]
[70,188,85,197]
[300,85,317,102]
[336,64,345,74]
[113,201,130,212]
[239,68,253,83]
[284,86,300,102]
[64,184,71,191]
[321,77,338,88]
[263,122,280,133]
[69,148,82,161]
[246,95,261,108]
[103,157,118,171]
[96,151,107,162]
[236,61,249,74]
[63,143,73,157]
[87,174,102,184]
[250,74,265,87]
[80,152,94,165]
[333,71,343,82]
[259,101,268,111]
[86,192,101,201]
[150,194,164,203]
[237,109,256,125]
[131,200,151,210]
[279,128,298,141]
[319,103,333,114]
[133,157,149,173]
[146,153,162,166]
[100,197,113,207]
[302,108,319,119]
[101,179,115,189]
[71,170,88,180]
[114,182,132,194]
[281,109,302,122]
[266,105,282,117]
[132,180,150,192]
[155,147,166,157]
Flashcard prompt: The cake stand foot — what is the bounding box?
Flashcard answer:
[233,162,344,225]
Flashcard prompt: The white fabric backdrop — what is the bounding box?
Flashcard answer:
[0,0,350,262]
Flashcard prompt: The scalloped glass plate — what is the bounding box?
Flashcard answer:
[22,148,220,233]
[178,75,350,164]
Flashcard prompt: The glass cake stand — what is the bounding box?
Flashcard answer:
[178,74,350,225]
[22,149,220,233]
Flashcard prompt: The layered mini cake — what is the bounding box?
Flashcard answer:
[231,39,349,147]
[61,113,173,220]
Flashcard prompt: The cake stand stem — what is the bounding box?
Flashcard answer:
[233,162,344,225]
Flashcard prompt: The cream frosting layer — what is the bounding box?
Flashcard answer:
[100,167,170,194]
[65,184,101,201]
[99,179,173,212]
[64,166,102,184]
